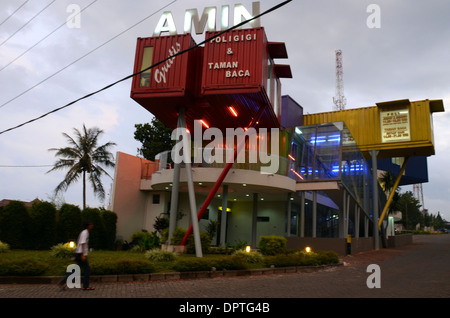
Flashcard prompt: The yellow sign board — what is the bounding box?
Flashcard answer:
[380,109,410,143]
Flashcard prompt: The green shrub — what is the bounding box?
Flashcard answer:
[57,204,82,243]
[81,208,104,250]
[172,258,213,272]
[258,236,287,255]
[131,231,160,251]
[315,251,340,265]
[145,249,177,262]
[263,250,340,267]
[90,259,155,275]
[51,243,76,258]
[30,201,57,250]
[233,249,263,263]
[0,258,48,276]
[101,209,117,250]
[263,254,304,267]
[0,241,10,253]
[170,228,211,254]
[0,201,32,249]
[210,255,249,270]
[172,255,248,272]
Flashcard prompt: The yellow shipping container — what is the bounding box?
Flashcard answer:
[304,99,444,159]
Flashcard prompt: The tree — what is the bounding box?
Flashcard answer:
[47,124,116,209]
[0,201,31,249]
[397,191,422,230]
[57,203,82,243]
[134,117,174,161]
[30,201,57,249]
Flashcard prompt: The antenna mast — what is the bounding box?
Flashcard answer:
[333,49,346,111]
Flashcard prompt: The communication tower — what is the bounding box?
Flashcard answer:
[333,49,346,111]
[413,183,425,214]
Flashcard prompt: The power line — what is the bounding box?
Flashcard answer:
[0,0,98,73]
[0,0,30,27]
[0,0,292,136]
[0,0,174,110]
[0,0,57,47]
[0,165,53,168]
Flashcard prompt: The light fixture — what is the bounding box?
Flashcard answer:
[305,246,312,253]
[245,245,251,253]
[288,154,296,161]
[68,241,76,248]
[290,168,304,180]
[228,106,238,117]
[200,119,209,129]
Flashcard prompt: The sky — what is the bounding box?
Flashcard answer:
[0,0,449,221]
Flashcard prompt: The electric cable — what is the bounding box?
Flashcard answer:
[0,0,30,27]
[0,0,98,73]
[0,165,53,168]
[0,0,175,109]
[0,0,57,47]
[0,0,292,136]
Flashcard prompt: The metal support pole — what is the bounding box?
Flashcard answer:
[168,162,180,246]
[312,191,317,238]
[220,185,228,247]
[179,108,202,257]
[371,150,379,250]
[286,193,292,237]
[168,115,182,246]
[252,193,258,248]
[300,191,305,237]
[378,157,409,229]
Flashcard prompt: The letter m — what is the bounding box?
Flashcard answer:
[184,7,217,34]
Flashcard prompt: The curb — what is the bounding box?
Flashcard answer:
[0,263,343,285]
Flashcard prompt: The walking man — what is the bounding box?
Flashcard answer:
[59,221,95,290]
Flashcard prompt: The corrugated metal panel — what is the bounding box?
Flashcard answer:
[201,27,267,94]
[131,34,198,97]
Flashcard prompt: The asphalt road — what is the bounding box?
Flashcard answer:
[1,235,448,315]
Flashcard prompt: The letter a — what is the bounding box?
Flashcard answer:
[366,4,381,29]
[66,264,81,288]
[366,264,381,288]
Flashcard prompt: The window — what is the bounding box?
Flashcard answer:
[152,194,160,204]
[140,47,154,87]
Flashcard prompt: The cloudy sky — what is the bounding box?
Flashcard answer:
[0,0,449,221]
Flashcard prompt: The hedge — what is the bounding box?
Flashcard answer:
[90,259,156,275]
[0,201,118,251]
[0,258,49,276]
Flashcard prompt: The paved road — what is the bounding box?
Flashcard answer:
[1,235,448,304]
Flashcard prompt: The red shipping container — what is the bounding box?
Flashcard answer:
[199,27,287,130]
[130,34,202,129]
[201,27,268,95]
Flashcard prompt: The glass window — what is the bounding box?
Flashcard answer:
[140,47,154,87]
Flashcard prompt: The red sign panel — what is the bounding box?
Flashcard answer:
[201,27,268,95]
[131,33,199,98]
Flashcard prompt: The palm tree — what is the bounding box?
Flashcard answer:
[47,124,116,209]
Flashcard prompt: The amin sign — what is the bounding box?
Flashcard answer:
[153,2,261,36]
